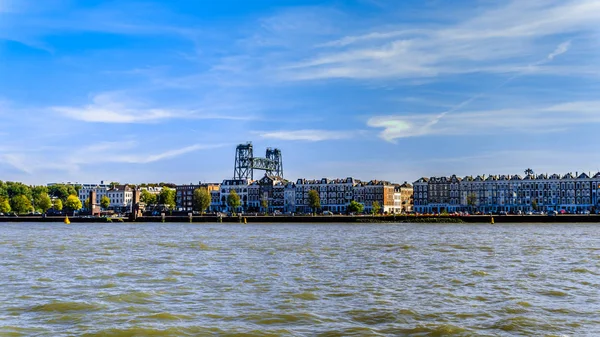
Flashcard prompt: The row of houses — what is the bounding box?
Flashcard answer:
[176,175,415,214]
[57,168,600,215]
[413,171,600,214]
[47,181,162,213]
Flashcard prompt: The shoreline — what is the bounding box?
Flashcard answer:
[2,214,600,223]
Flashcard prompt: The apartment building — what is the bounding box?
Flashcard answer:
[414,171,600,214]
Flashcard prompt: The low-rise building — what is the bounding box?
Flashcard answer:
[176,182,220,212]
[295,177,358,214]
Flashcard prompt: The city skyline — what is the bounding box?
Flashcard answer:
[1,0,600,185]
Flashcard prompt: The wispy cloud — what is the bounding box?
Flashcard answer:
[256,129,358,142]
[368,100,600,142]
[0,140,229,176]
[281,0,600,81]
[52,92,257,123]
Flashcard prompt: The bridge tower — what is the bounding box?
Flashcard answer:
[232,142,284,180]
[265,148,283,178]
[233,143,254,180]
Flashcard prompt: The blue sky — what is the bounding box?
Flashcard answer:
[1,0,599,185]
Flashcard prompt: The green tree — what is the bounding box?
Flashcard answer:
[347,200,364,214]
[0,198,11,214]
[227,190,241,215]
[193,187,211,214]
[308,190,320,214]
[10,195,31,214]
[531,199,538,211]
[140,190,157,206]
[261,196,269,214]
[371,201,381,215]
[36,193,52,213]
[48,184,77,202]
[84,197,91,210]
[53,198,63,211]
[6,182,31,200]
[101,195,110,210]
[31,186,48,200]
[64,195,82,213]
[466,193,477,213]
[0,181,7,199]
[159,187,176,210]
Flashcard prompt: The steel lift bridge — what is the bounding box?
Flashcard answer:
[233,142,283,180]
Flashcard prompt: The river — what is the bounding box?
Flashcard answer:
[0,223,599,336]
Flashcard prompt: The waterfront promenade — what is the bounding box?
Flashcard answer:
[3,214,600,223]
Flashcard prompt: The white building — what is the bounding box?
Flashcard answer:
[218,179,251,212]
[106,185,134,212]
[78,182,110,208]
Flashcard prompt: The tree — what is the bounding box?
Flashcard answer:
[372,201,381,215]
[347,200,364,214]
[64,195,82,213]
[193,188,211,214]
[261,196,269,214]
[6,182,31,200]
[158,187,176,210]
[140,190,157,206]
[227,190,241,214]
[84,198,91,210]
[53,198,63,211]
[10,195,31,214]
[308,190,320,214]
[0,198,11,214]
[466,193,477,212]
[48,184,77,202]
[531,199,538,211]
[101,195,110,210]
[31,186,48,199]
[36,193,52,213]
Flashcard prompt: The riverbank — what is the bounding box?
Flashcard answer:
[2,214,600,223]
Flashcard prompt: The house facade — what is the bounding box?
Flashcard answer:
[414,171,600,214]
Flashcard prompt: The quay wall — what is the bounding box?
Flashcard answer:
[2,214,600,223]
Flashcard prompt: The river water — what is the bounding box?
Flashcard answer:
[0,223,599,336]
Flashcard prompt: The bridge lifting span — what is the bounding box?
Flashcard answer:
[233,142,283,180]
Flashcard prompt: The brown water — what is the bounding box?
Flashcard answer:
[0,222,599,336]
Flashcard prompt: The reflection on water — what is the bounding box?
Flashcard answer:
[1,222,599,336]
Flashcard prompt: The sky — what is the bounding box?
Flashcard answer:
[1,0,599,185]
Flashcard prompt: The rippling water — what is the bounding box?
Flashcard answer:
[1,222,599,336]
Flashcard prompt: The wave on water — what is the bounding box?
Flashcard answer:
[29,301,105,313]
[80,327,293,337]
[141,312,193,320]
[103,292,157,304]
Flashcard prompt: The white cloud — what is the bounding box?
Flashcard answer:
[368,100,600,142]
[52,92,257,123]
[282,0,600,81]
[547,41,571,61]
[64,141,229,166]
[257,129,357,142]
[0,138,229,177]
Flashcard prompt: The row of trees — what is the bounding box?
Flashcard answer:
[0,193,82,215]
[140,187,177,210]
[0,181,86,214]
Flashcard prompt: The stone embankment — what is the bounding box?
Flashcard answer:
[2,214,600,223]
